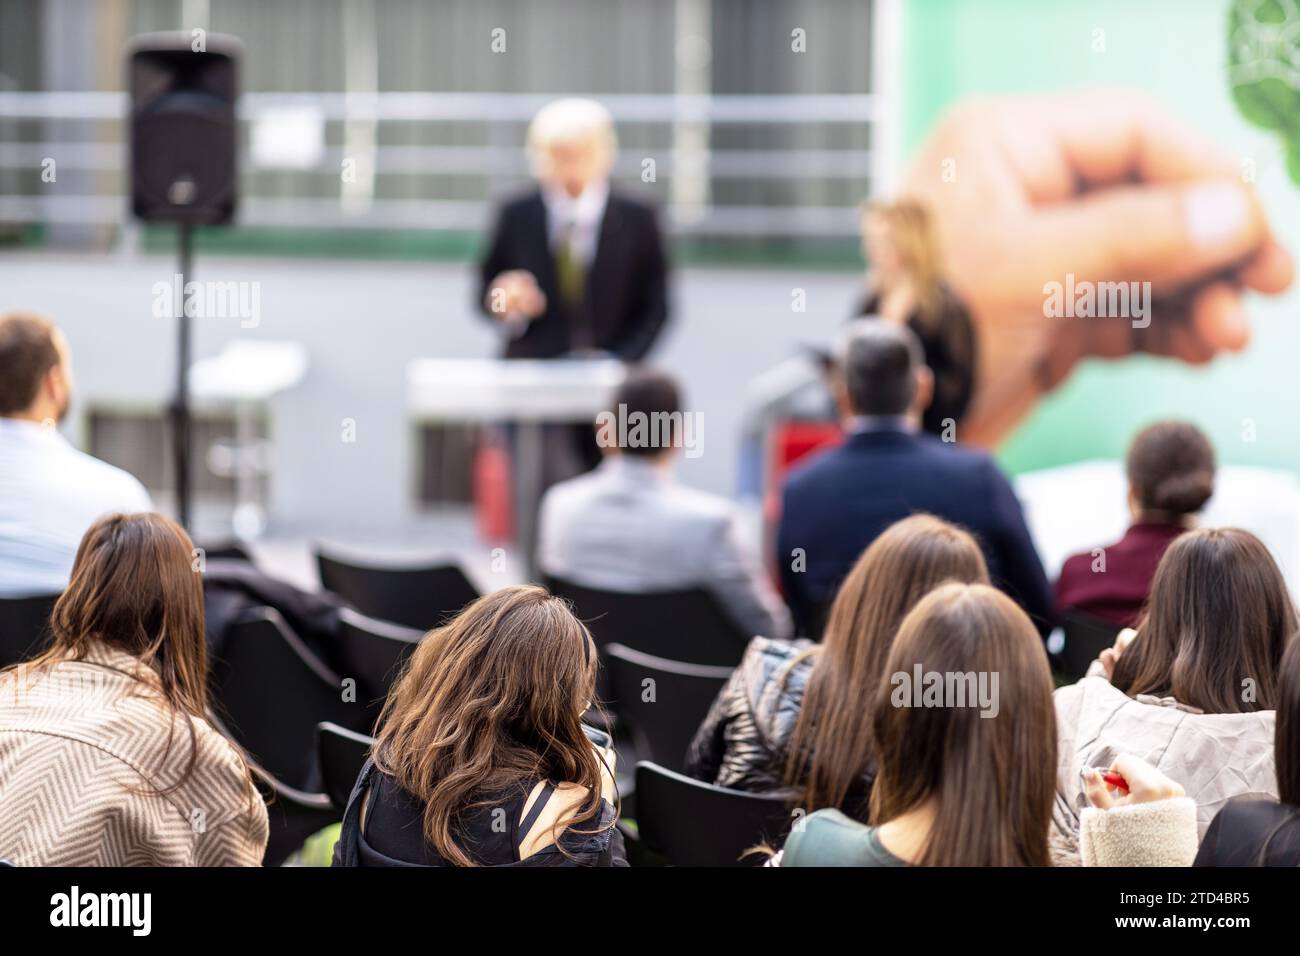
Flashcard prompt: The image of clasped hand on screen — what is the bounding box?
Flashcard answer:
[895,90,1293,447]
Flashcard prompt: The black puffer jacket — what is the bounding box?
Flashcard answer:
[685,637,816,796]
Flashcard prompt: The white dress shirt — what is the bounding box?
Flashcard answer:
[0,417,153,597]
[503,180,611,342]
[542,179,609,265]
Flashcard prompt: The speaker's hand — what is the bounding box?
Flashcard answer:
[486,270,547,322]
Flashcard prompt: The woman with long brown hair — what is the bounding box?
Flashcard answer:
[685,514,988,819]
[332,584,624,867]
[0,512,267,866]
[854,199,976,436]
[781,583,1195,866]
[1054,528,1294,862]
[1110,528,1293,711]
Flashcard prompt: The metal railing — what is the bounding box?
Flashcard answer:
[0,91,877,238]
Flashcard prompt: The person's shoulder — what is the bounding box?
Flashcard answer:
[913,433,995,470]
[1214,798,1292,830]
[921,438,1016,499]
[663,481,734,525]
[741,634,808,668]
[171,713,261,820]
[6,662,249,802]
[608,190,660,219]
[1057,549,1093,583]
[1196,798,1300,867]
[1054,674,1127,726]
[746,636,815,725]
[64,445,152,510]
[520,780,615,861]
[541,468,605,511]
[497,189,544,217]
[739,635,812,692]
[782,442,850,495]
[934,280,973,314]
[1057,674,1126,703]
[781,809,886,867]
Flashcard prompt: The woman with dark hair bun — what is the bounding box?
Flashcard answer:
[1055,420,1216,627]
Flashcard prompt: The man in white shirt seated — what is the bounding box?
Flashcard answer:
[0,311,152,597]
[538,369,792,642]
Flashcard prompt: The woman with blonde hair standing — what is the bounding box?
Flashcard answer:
[855,199,977,436]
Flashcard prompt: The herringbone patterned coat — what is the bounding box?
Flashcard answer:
[0,642,268,866]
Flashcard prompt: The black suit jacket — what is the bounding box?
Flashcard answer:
[775,426,1055,639]
[476,189,670,360]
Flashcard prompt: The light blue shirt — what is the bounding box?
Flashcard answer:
[538,456,792,641]
[0,417,153,597]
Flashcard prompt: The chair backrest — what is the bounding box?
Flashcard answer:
[547,577,749,666]
[0,593,59,668]
[336,607,424,710]
[240,761,339,868]
[316,548,480,631]
[210,607,366,791]
[603,643,732,772]
[317,722,374,810]
[1060,610,1123,683]
[634,761,792,866]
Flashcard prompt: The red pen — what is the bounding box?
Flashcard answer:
[1099,769,1129,792]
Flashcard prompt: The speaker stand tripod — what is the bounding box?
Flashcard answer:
[170,222,195,532]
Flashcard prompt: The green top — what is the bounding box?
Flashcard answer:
[781,809,908,867]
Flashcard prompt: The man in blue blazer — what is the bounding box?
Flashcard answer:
[776,319,1054,639]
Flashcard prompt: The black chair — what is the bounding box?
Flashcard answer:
[210,607,368,793]
[317,722,373,810]
[603,643,732,772]
[634,761,792,866]
[336,607,424,717]
[316,548,480,631]
[196,540,255,563]
[0,593,59,668]
[547,577,749,667]
[1060,610,1123,683]
[247,763,340,868]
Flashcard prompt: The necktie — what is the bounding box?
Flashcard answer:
[555,220,586,310]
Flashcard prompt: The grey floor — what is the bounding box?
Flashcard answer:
[0,248,857,584]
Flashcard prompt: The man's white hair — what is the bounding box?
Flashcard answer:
[526,98,618,166]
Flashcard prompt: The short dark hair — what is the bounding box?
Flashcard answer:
[839,319,923,416]
[1126,421,1215,516]
[0,311,60,415]
[610,368,681,458]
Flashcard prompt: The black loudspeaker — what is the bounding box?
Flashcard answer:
[128,32,241,225]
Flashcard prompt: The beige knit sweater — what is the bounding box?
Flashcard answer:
[1078,797,1200,866]
[0,643,268,866]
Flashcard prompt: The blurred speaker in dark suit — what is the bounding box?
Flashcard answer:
[477,98,670,363]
